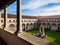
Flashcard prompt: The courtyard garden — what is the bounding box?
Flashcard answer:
[26,29,60,45]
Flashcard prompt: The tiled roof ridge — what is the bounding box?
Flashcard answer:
[1,14,60,19]
[37,15,60,19]
[1,14,38,19]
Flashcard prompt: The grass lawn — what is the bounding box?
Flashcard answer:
[26,29,60,45]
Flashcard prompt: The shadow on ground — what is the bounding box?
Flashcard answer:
[0,37,7,45]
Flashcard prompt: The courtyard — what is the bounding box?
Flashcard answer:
[26,29,60,45]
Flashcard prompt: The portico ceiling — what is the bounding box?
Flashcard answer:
[0,0,15,10]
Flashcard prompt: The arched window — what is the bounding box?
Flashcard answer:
[13,20,15,22]
[1,20,3,22]
[43,23,45,25]
[9,20,11,22]
[47,23,50,25]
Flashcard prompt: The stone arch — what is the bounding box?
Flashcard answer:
[34,23,37,29]
[47,23,50,25]
[26,23,30,30]
[22,23,25,31]
[47,23,51,30]
[9,24,16,30]
[30,23,33,25]
[52,23,56,26]
[39,23,41,25]
[42,23,46,30]
[51,23,57,31]
[30,23,33,29]
[42,23,46,25]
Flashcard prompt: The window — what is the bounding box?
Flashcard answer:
[22,20,23,22]
[9,20,11,22]
[24,20,27,22]
[13,20,15,22]
[1,20,3,22]
[24,20,25,22]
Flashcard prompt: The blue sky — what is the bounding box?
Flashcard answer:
[2,0,60,16]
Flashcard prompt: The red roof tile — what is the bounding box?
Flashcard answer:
[37,15,60,19]
[1,14,37,19]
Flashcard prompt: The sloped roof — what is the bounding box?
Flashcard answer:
[1,14,38,19]
[1,14,60,19]
[38,15,60,19]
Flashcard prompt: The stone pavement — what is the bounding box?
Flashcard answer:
[0,29,32,45]
[0,28,58,45]
[0,37,7,45]
[18,32,58,45]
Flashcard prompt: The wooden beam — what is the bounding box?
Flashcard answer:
[0,0,15,10]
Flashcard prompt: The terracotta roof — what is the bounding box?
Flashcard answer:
[22,15,37,19]
[38,15,60,19]
[1,14,37,19]
[1,14,60,19]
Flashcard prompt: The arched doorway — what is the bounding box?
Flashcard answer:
[51,23,57,31]
[30,23,33,30]
[47,23,51,30]
[34,23,37,29]
[42,23,46,30]
[22,24,25,31]
[26,23,30,31]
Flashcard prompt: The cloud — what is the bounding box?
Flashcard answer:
[22,0,60,10]
[22,0,60,16]
[44,5,60,12]
[22,5,60,16]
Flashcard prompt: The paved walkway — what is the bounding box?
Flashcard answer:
[0,37,7,45]
[0,28,58,45]
[0,29,32,45]
[18,32,58,45]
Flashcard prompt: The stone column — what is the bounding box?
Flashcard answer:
[3,6,8,30]
[0,10,1,28]
[42,26,45,34]
[18,0,23,32]
[24,24,26,31]
[39,25,41,33]
[14,0,22,35]
[40,24,43,33]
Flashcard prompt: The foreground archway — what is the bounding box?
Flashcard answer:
[9,24,16,30]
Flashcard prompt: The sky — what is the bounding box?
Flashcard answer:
[2,0,60,16]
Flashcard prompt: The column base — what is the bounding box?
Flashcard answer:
[19,30,23,33]
[4,27,7,30]
[4,27,15,34]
